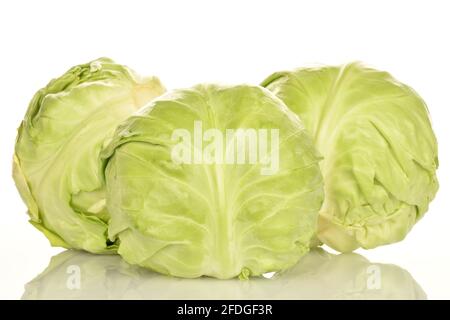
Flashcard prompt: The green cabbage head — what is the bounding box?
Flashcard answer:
[13,58,165,253]
[101,84,324,278]
[262,62,438,252]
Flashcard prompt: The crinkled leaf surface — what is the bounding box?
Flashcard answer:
[262,63,438,252]
[102,84,323,278]
[13,58,165,253]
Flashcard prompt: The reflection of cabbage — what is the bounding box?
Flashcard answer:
[101,84,324,279]
[13,58,165,253]
[22,249,426,300]
[262,63,439,252]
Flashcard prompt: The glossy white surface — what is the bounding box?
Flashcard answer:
[1,0,449,299]
[22,249,426,300]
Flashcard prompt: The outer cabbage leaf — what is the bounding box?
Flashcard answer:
[13,58,165,253]
[262,62,438,252]
[102,84,324,278]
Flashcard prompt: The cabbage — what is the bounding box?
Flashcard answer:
[101,84,324,278]
[13,58,165,253]
[262,63,439,252]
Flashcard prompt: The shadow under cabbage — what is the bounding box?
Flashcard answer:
[22,248,426,300]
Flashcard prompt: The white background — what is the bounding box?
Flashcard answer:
[0,0,449,299]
